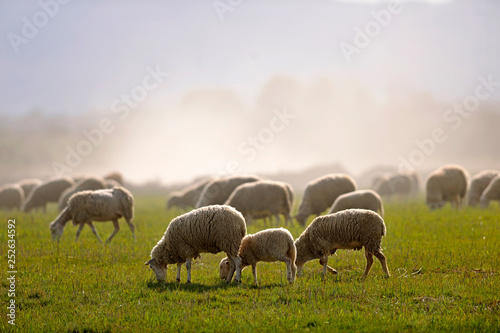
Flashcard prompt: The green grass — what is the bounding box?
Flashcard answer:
[1,197,499,332]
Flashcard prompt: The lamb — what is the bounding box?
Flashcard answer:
[23,176,75,212]
[146,205,246,283]
[295,174,357,226]
[58,175,107,210]
[467,170,499,207]
[479,175,500,208]
[328,190,384,217]
[224,180,294,224]
[167,177,212,210]
[219,227,296,284]
[295,209,389,278]
[49,186,135,243]
[426,164,468,210]
[0,184,25,210]
[195,175,261,208]
[16,178,42,199]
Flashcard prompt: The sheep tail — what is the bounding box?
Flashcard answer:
[287,236,296,263]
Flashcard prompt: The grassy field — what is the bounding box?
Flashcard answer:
[1,196,499,332]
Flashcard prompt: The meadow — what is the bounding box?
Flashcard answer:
[1,196,499,332]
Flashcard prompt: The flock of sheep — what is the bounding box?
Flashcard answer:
[1,163,499,285]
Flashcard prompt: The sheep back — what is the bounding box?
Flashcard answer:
[151,205,246,265]
[167,178,212,209]
[58,175,107,210]
[196,175,261,207]
[16,178,42,199]
[328,189,383,216]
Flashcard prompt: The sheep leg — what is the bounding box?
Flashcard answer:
[185,258,192,284]
[281,256,295,284]
[296,263,304,277]
[252,264,258,285]
[275,214,281,225]
[226,255,242,283]
[363,249,374,277]
[318,257,337,275]
[124,218,136,241]
[319,254,330,277]
[87,222,103,243]
[105,219,120,243]
[75,223,85,241]
[176,263,182,282]
[374,251,390,277]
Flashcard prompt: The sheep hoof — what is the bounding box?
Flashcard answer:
[176,278,180,283]
[186,280,191,284]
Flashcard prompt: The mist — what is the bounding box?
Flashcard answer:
[1,0,499,186]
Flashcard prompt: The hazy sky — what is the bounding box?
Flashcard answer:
[1,0,499,184]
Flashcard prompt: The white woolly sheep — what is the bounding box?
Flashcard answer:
[224,180,293,224]
[49,186,135,243]
[295,174,357,226]
[219,227,296,284]
[16,178,42,199]
[146,205,246,284]
[23,176,75,212]
[467,170,499,207]
[195,175,261,208]
[426,164,468,210]
[0,184,25,210]
[295,209,390,278]
[480,175,500,208]
[58,175,107,211]
[328,190,384,217]
[167,178,212,210]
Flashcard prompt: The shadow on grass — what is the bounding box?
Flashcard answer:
[146,279,294,293]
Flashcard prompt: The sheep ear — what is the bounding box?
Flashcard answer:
[145,259,155,266]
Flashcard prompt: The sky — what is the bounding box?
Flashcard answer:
[1,0,499,184]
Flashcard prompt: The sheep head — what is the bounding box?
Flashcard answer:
[145,258,167,281]
[49,223,64,241]
[219,257,231,280]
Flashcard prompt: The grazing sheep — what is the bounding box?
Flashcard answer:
[0,184,25,210]
[195,175,261,208]
[295,209,390,278]
[480,175,500,208]
[219,227,296,284]
[103,171,124,186]
[23,176,75,212]
[426,164,468,210]
[58,175,107,211]
[167,178,212,210]
[295,174,357,226]
[374,173,412,199]
[16,178,42,199]
[49,186,135,243]
[328,190,384,217]
[146,205,246,283]
[467,170,499,207]
[224,180,294,224]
